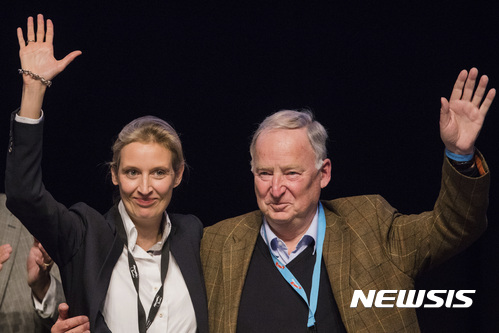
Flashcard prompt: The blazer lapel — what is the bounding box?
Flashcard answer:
[321,204,355,332]
[221,212,262,331]
[92,206,124,322]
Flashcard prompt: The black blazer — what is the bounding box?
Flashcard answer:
[5,113,209,333]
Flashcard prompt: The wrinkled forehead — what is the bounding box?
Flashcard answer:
[253,128,316,166]
[255,128,312,150]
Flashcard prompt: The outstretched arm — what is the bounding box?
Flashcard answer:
[440,67,495,155]
[17,14,81,119]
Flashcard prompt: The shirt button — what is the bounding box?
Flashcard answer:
[159,313,163,318]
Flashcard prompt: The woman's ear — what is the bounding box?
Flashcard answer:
[111,167,119,186]
[174,164,184,188]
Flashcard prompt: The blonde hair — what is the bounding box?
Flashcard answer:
[110,116,184,175]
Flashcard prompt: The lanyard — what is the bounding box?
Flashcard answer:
[263,203,326,330]
[115,216,170,333]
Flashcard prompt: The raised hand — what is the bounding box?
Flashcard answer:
[27,238,54,301]
[18,14,81,85]
[17,14,82,119]
[0,244,12,271]
[51,303,90,333]
[440,68,496,155]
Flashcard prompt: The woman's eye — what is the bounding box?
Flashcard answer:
[152,169,172,178]
[125,169,138,177]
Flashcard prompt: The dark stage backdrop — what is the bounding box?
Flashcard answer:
[1,1,498,331]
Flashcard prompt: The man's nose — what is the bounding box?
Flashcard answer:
[270,175,286,197]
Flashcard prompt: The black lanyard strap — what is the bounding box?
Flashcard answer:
[127,241,170,332]
[115,213,170,332]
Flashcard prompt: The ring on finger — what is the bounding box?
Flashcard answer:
[43,260,54,268]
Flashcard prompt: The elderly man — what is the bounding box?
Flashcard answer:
[200,68,495,332]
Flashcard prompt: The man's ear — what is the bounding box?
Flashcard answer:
[320,158,332,189]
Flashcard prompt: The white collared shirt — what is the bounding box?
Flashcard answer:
[260,207,319,265]
[102,201,197,332]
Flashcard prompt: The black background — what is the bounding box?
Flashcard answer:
[1,1,498,331]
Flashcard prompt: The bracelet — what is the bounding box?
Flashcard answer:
[18,69,52,87]
[445,148,474,162]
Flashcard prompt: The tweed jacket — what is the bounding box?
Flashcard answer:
[201,156,489,333]
[0,193,64,333]
[5,115,209,333]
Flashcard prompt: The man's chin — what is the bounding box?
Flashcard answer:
[265,211,293,225]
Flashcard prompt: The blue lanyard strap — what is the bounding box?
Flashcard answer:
[263,203,326,328]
